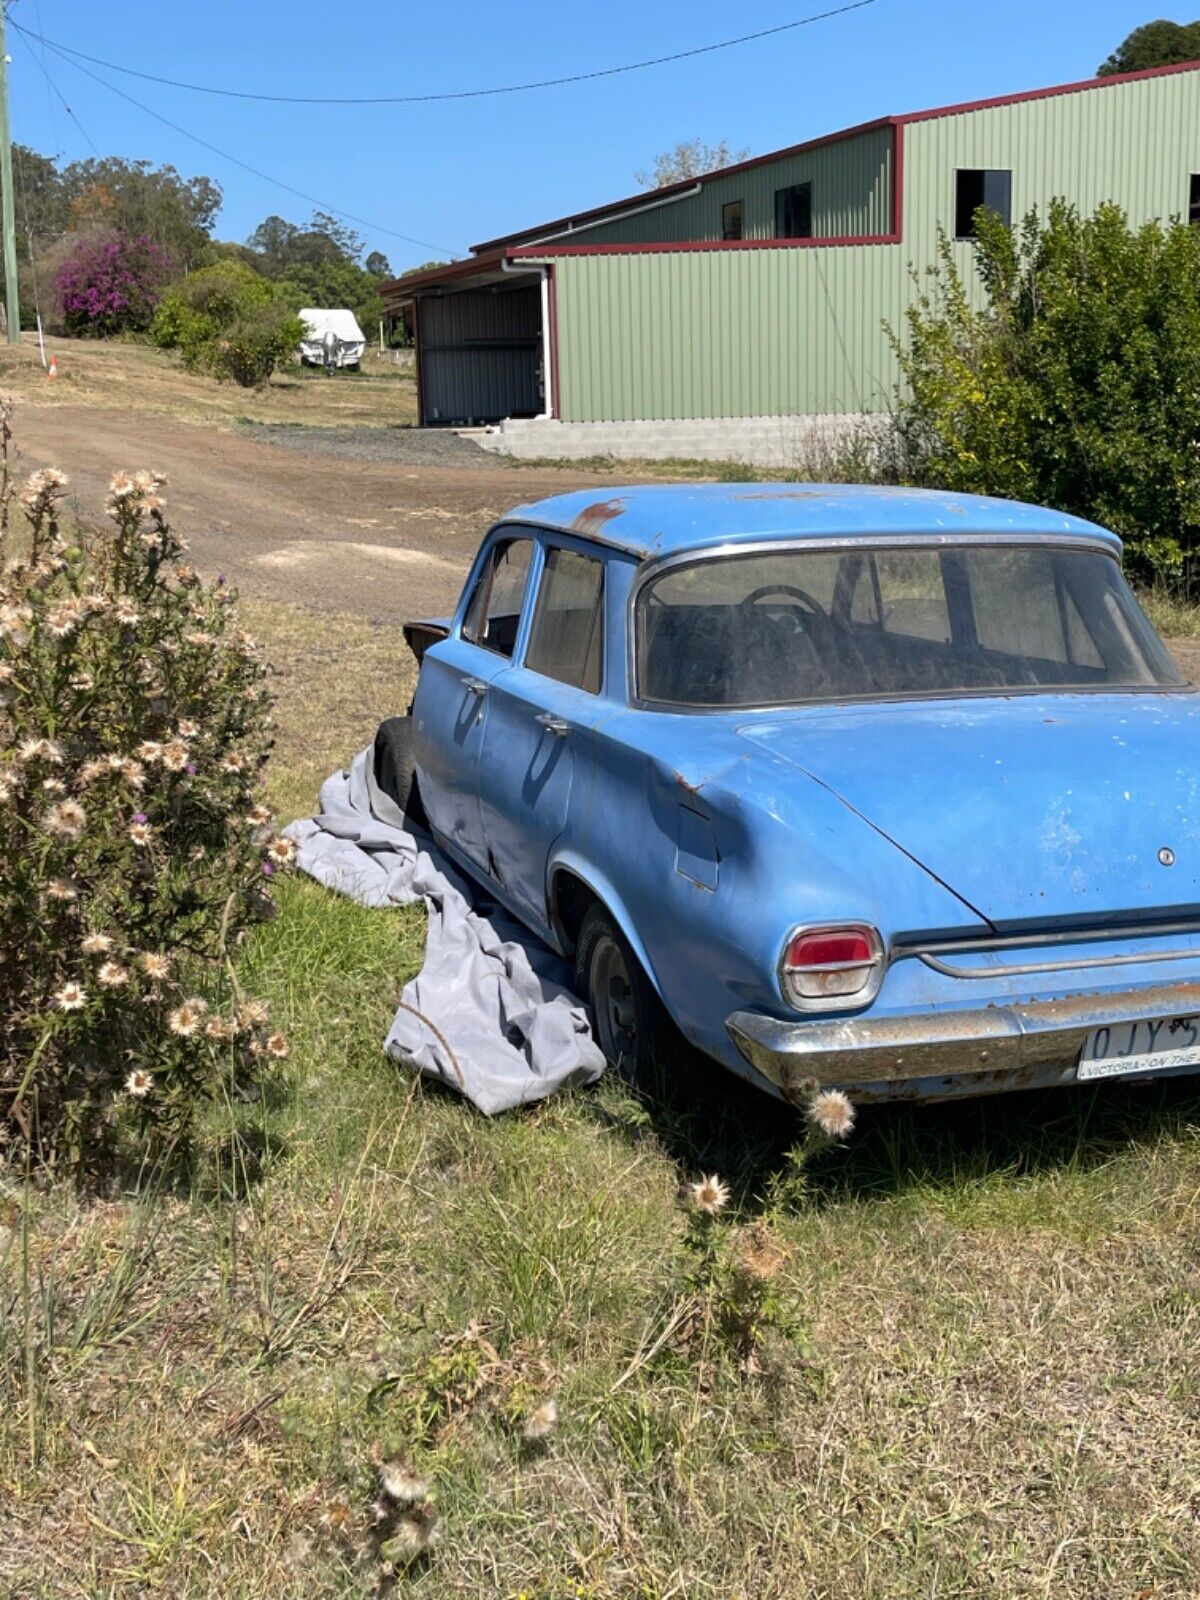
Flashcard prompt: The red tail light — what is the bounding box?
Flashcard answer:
[781,922,884,1010]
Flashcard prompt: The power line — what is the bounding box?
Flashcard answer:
[10,23,100,157]
[19,30,462,257]
[12,3,878,106]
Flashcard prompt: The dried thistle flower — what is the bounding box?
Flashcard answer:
[522,1398,560,1442]
[377,1461,428,1508]
[807,1089,855,1141]
[54,981,86,1012]
[124,1067,153,1098]
[81,933,113,955]
[690,1173,731,1216]
[97,961,130,989]
[44,799,87,839]
[168,998,207,1036]
[138,952,170,980]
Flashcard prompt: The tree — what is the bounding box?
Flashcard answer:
[62,157,220,268]
[54,231,177,337]
[244,210,391,328]
[1097,17,1200,74]
[635,138,751,189]
[891,201,1200,581]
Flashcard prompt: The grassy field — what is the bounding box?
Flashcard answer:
[4,596,1200,1599]
[0,335,418,430]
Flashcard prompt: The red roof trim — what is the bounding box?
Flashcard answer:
[469,57,1200,257]
[380,251,508,297]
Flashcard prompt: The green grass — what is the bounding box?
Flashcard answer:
[5,601,1200,1597]
[1138,584,1200,640]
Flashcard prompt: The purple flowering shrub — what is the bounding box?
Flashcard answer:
[53,230,177,338]
[0,408,290,1176]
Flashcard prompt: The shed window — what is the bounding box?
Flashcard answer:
[1190,173,1200,227]
[722,200,744,240]
[774,182,812,239]
[525,546,604,694]
[955,169,1012,238]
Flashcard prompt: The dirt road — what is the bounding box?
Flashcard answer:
[15,404,618,622]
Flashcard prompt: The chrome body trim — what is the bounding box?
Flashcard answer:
[727,979,1200,1100]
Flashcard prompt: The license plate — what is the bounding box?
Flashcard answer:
[1078,1015,1200,1081]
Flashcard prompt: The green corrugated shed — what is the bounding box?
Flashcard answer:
[534,67,1200,423]
[389,63,1200,429]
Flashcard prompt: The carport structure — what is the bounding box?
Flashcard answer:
[393,256,555,427]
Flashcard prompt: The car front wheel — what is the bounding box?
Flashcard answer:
[574,903,676,1078]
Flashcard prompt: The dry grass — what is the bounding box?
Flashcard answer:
[0,335,418,431]
[5,611,1200,1599]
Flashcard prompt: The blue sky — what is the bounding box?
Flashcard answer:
[5,0,1164,270]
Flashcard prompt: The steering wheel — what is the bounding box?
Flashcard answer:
[739,582,825,617]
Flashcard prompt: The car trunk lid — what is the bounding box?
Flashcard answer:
[738,693,1200,930]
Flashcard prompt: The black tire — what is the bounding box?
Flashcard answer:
[373,715,427,827]
[574,902,678,1079]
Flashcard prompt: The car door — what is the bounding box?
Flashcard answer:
[479,539,606,932]
[412,532,534,870]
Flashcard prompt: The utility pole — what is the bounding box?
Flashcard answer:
[0,2,20,344]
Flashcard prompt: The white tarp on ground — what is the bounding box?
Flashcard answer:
[298,308,367,367]
[284,746,606,1114]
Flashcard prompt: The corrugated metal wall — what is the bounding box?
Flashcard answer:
[418,286,541,424]
[904,70,1200,275]
[541,126,893,246]
[551,245,906,421]
[539,69,1200,422]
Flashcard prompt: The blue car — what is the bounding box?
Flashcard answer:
[390,483,1200,1105]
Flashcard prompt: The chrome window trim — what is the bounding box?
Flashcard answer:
[779,920,886,1013]
[624,534,1175,714]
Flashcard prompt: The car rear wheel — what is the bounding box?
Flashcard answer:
[372,715,426,827]
[574,903,676,1078]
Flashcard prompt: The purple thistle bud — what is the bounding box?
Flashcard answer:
[261,860,275,876]
[133,811,148,824]
[185,762,197,775]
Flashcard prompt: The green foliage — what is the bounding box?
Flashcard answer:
[891,201,1200,581]
[0,415,291,1176]
[245,210,393,330]
[1098,17,1200,74]
[151,261,304,387]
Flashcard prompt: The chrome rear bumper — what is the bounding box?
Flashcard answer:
[727,978,1200,1103]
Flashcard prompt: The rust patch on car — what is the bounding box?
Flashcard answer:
[571,497,627,536]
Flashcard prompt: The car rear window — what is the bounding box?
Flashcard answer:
[635,544,1185,708]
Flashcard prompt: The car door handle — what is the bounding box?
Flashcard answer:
[462,676,489,695]
[535,713,570,737]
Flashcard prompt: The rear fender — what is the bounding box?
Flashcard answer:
[547,851,668,1004]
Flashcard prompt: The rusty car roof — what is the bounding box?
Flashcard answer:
[502,484,1120,561]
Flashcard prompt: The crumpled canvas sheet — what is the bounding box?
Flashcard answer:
[284,746,606,1114]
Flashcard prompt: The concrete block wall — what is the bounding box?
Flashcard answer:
[473,412,892,471]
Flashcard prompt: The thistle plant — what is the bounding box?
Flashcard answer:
[0,408,289,1177]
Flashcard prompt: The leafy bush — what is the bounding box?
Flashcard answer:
[892,202,1200,582]
[151,260,304,387]
[0,411,291,1176]
[53,228,176,337]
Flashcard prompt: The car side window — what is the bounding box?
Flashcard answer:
[462,537,533,658]
[524,545,605,694]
